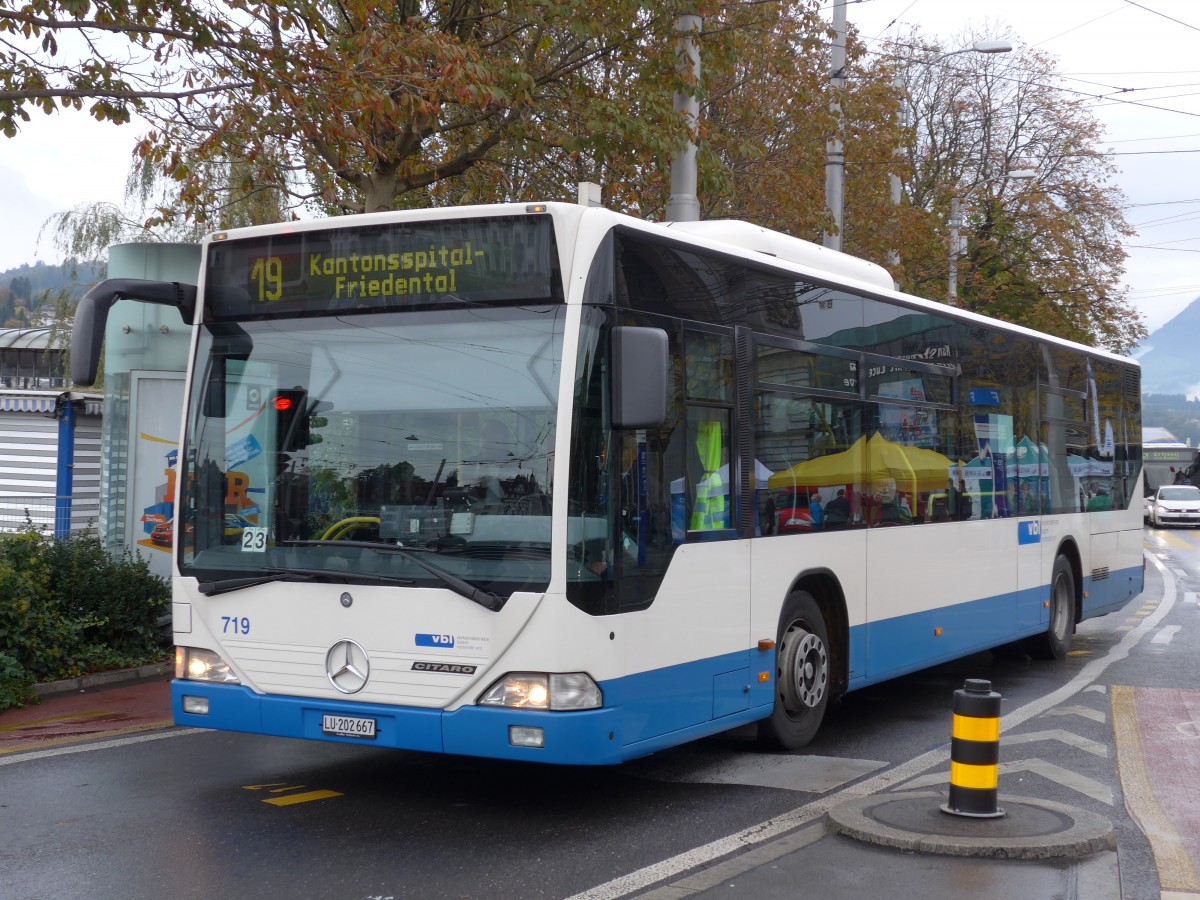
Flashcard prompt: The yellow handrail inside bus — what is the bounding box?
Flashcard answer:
[320,516,381,541]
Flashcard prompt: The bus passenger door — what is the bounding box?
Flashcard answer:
[1016,518,1044,630]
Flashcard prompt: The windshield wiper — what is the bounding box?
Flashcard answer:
[198,571,316,596]
[197,567,418,596]
[284,540,503,611]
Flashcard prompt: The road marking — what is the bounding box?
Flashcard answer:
[1044,704,1107,723]
[1152,625,1182,645]
[566,553,1178,900]
[635,823,826,900]
[0,727,203,766]
[902,758,1113,804]
[1001,728,1108,758]
[262,789,342,806]
[1112,685,1200,893]
[0,709,111,733]
[0,720,179,757]
[1176,722,1200,739]
[630,752,886,793]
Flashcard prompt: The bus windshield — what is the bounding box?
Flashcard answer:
[179,305,564,600]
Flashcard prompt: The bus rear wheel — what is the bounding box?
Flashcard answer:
[758,590,830,750]
[1027,555,1075,659]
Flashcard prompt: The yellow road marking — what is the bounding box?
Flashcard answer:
[1149,531,1195,551]
[0,709,111,733]
[0,720,175,755]
[263,790,342,806]
[1111,685,1200,893]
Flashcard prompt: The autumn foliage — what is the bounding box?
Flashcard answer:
[0,1,1144,351]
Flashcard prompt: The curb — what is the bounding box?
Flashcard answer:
[34,661,173,698]
[825,790,1115,860]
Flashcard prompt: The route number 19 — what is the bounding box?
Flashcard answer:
[250,256,283,302]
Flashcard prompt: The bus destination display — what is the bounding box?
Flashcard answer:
[204,215,560,319]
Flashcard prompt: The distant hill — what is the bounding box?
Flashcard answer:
[1,259,103,301]
[1137,296,1200,397]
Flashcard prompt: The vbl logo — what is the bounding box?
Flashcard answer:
[1018,521,1041,545]
[415,633,456,648]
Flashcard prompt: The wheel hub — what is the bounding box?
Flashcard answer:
[781,624,828,711]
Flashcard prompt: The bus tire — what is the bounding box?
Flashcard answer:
[758,590,830,750]
[1028,555,1075,660]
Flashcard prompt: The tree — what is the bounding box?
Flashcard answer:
[881,28,1144,353]
[1,0,717,223]
[4,3,1142,354]
[8,275,30,301]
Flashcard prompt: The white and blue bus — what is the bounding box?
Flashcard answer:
[72,202,1144,763]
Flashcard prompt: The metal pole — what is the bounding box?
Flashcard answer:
[55,395,76,540]
[887,74,905,267]
[665,13,702,223]
[823,0,847,251]
[947,195,961,303]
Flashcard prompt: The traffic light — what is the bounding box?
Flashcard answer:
[270,387,311,452]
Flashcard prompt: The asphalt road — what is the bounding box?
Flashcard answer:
[1,529,1198,899]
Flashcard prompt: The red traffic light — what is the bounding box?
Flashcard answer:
[273,396,294,412]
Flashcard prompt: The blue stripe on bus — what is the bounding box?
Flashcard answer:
[171,648,773,766]
[172,562,1140,764]
[1082,566,1142,618]
[849,562,1142,689]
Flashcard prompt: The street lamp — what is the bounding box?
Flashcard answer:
[947,169,1037,302]
[948,40,1013,58]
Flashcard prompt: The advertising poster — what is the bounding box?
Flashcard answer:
[129,373,186,578]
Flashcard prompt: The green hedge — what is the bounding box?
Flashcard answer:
[0,530,170,711]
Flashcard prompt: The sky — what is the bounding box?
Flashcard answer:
[844,0,1200,335]
[0,0,1197,333]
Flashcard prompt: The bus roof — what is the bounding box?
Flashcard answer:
[202,201,1138,368]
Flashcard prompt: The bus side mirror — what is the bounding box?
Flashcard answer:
[612,326,668,430]
[71,279,197,385]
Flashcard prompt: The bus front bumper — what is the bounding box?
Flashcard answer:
[171,680,625,765]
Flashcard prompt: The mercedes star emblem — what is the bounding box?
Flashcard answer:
[325,639,370,694]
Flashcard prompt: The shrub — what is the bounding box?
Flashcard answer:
[0,529,170,711]
[41,534,170,661]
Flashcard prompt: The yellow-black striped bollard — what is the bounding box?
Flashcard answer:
[941,678,1005,818]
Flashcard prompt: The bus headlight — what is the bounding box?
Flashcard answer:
[478,673,602,710]
[175,647,240,684]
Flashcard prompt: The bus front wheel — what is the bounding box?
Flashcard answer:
[758,590,830,750]
[1027,555,1075,659]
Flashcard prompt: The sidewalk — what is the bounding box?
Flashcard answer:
[630,818,1121,900]
[0,663,173,755]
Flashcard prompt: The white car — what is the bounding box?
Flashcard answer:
[1146,485,1200,528]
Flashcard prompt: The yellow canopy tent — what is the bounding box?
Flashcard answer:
[766,433,952,495]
